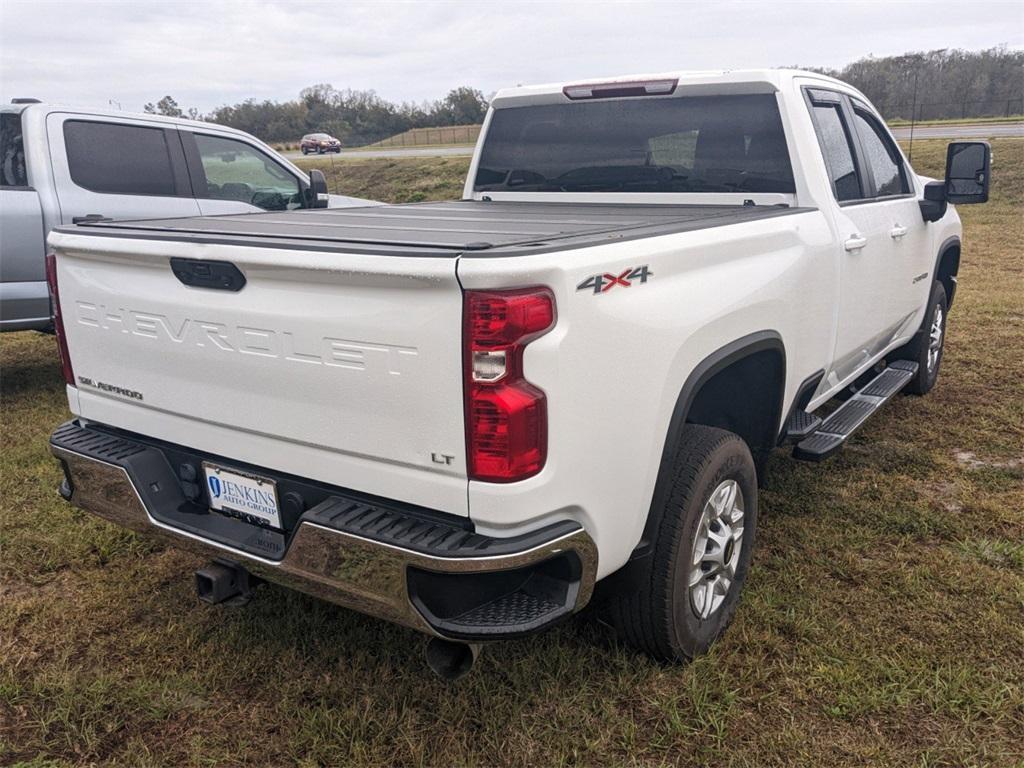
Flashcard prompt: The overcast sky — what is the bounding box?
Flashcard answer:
[1,0,1021,113]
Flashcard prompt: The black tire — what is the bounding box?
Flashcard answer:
[607,425,758,661]
[895,280,948,396]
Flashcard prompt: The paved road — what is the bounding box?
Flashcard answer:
[284,122,1022,161]
[891,121,1023,139]
[285,145,475,160]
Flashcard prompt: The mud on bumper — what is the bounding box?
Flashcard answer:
[50,421,597,641]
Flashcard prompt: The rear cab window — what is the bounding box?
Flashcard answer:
[63,120,182,196]
[474,94,795,195]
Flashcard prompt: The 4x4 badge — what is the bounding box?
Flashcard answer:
[576,265,653,294]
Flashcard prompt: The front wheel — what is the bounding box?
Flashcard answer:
[896,280,948,395]
[607,425,758,661]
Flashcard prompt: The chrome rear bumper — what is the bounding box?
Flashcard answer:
[51,422,597,640]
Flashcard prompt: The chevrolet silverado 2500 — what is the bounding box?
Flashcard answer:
[46,70,989,677]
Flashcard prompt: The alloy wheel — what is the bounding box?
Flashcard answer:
[689,479,745,619]
[928,304,944,373]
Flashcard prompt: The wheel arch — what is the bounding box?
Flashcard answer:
[639,331,785,553]
[935,235,961,309]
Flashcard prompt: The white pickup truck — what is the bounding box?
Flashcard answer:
[46,70,989,678]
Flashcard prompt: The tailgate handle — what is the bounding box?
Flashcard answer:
[170,258,246,292]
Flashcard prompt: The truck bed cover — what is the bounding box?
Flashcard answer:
[61,200,813,257]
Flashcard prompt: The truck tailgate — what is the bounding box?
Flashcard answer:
[49,230,469,515]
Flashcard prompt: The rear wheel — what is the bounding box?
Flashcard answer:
[607,425,757,661]
[896,280,948,395]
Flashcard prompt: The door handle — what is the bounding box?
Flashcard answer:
[844,235,868,252]
[890,225,908,239]
[72,214,112,225]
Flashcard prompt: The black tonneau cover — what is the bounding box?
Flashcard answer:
[64,200,813,257]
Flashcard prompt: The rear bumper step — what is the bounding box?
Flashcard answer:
[793,360,918,462]
[50,421,597,640]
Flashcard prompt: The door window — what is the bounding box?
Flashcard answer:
[193,134,301,211]
[1,112,28,188]
[809,103,862,202]
[851,107,909,197]
[64,120,178,195]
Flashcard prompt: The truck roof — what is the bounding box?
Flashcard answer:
[59,200,812,258]
[0,101,263,141]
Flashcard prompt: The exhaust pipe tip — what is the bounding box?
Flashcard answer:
[425,638,480,682]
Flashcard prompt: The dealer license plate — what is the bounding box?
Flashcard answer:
[202,463,281,530]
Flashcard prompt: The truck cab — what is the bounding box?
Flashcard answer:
[0,101,373,332]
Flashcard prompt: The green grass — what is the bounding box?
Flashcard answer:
[294,155,469,203]
[2,139,1023,767]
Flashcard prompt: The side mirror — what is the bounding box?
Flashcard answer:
[919,181,947,223]
[944,141,990,205]
[305,169,330,209]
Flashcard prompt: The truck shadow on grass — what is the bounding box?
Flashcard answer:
[0,333,64,401]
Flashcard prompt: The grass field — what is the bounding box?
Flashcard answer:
[294,154,468,202]
[2,138,1022,767]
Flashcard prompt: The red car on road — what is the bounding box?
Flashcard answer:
[300,133,342,154]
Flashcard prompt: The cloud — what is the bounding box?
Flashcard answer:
[1,0,1021,112]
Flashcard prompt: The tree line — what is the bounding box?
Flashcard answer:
[145,85,489,147]
[809,46,1023,121]
[143,46,1022,146]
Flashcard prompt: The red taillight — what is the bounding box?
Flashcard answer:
[464,288,555,482]
[45,253,75,387]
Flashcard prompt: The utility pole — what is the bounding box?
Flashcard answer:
[908,70,919,164]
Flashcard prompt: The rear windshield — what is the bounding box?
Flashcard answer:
[474,94,794,194]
